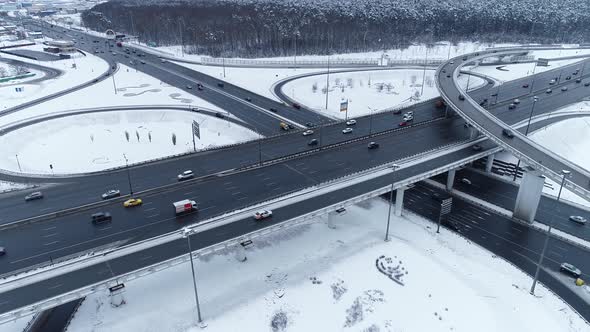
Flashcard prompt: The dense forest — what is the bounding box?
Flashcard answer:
[81,0,590,57]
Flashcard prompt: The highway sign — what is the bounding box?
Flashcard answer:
[192,120,200,139]
[340,100,348,112]
[109,283,125,293]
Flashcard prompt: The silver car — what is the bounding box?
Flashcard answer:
[102,189,121,200]
[178,170,194,181]
[24,191,43,201]
[569,215,587,225]
[560,263,582,278]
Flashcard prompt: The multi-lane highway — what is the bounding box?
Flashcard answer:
[401,182,590,320]
[438,50,590,198]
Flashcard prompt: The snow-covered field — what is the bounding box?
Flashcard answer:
[65,198,587,332]
[0,43,108,110]
[0,110,257,174]
[282,69,484,119]
[0,180,32,193]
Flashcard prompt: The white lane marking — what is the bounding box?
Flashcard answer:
[184,191,194,196]
[143,202,154,206]
[44,241,59,246]
[48,283,62,290]
[147,214,160,219]
[510,226,523,233]
[265,182,277,187]
[144,207,157,212]
[42,233,59,238]
[40,207,54,212]
[42,226,57,231]
[98,226,112,231]
[231,192,242,196]
[140,255,152,261]
[199,205,216,212]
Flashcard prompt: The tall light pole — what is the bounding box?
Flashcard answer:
[420,47,429,96]
[325,54,330,110]
[530,169,570,295]
[182,228,204,326]
[255,128,262,166]
[385,164,401,241]
[15,154,22,172]
[512,96,539,181]
[368,106,376,136]
[123,154,133,195]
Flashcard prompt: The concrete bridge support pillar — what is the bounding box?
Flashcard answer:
[394,187,406,217]
[485,154,495,173]
[327,212,336,229]
[446,169,456,191]
[513,168,545,223]
[234,243,247,262]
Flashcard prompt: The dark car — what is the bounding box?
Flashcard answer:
[508,103,516,110]
[491,93,498,97]
[270,108,278,113]
[308,139,318,146]
[245,97,252,102]
[585,82,590,87]
[305,122,314,127]
[91,212,112,225]
[0,247,5,256]
[565,76,571,80]
[24,191,43,201]
[215,112,225,119]
[502,128,514,138]
[217,82,224,88]
[522,83,529,88]
[367,142,379,149]
[458,94,465,101]
[393,109,402,115]
[576,78,582,83]
[472,144,482,151]
[293,103,301,109]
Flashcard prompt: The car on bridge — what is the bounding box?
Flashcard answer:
[292,103,301,109]
[0,246,5,256]
[585,82,590,87]
[245,97,252,102]
[560,263,582,278]
[472,144,482,151]
[302,130,314,136]
[254,210,272,220]
[102,189,120,200]
[508,103,516,110]
[308,139,318,146]
[546,89,552,94]
[513,98,520,104]
[217,82,225,88]
[178,170,194,181]
[342,127,353,134]
[569,215,587,225]
[91,212,112,225]
[561,86,568,91]
[24,192,43,201]
[458,94,465,101]
[522,83,529,88]
[502,129,514,138]
[399,121,410,127]
[549,79,556,85]
[576,78,582,83]
[367,142,379,149]
[123,198,143,208]
[346,119,357,126]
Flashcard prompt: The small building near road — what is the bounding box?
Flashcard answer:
[44,40,75,53]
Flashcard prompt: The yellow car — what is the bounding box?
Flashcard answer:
[123,198,143,207]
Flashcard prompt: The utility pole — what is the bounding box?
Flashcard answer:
[513,96,538,181]
[111,73,117,95]
[530,170,570,295]
[182,228,204,326]
[123,154,133,195]
[15,154,22,172]
[325,54,330,110]
[385,183,394,242]
[420,47,429,96]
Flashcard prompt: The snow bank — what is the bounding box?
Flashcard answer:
[0,110,257,174]
[66,198,587,332]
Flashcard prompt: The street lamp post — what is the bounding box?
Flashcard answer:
[255,128,262,166]
[530,169,570,295]
[123,154,133,195]
[512,96,539,181]
[420,48,429,96]
[182,228,204,326]
[385,164,400,241]
[15,154,22,172]
[325,54,330,110]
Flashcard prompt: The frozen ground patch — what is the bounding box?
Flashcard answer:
[66,199,587,332]
[282,69,484,118]
[0,43,108,110]
[0,110,257,174]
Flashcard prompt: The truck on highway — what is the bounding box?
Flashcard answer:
[173,199,198,215]
[280,122,290,131]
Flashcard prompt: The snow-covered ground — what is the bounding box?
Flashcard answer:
[282,69,484,119]
[65,198,587,332]
[0,180,32,193]
[0,110,257,174]
[0,62,223,127]
[0,43,108,110]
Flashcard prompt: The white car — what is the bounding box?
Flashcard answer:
[460,178,472,185]
[302,130,314,136]
[254,210,273,220]
[342,128,353,134]
[346,119,357,126]
[403,114,414,121]
[569,215,587,224]
[177,170,194,181]
[513,98,520,104]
